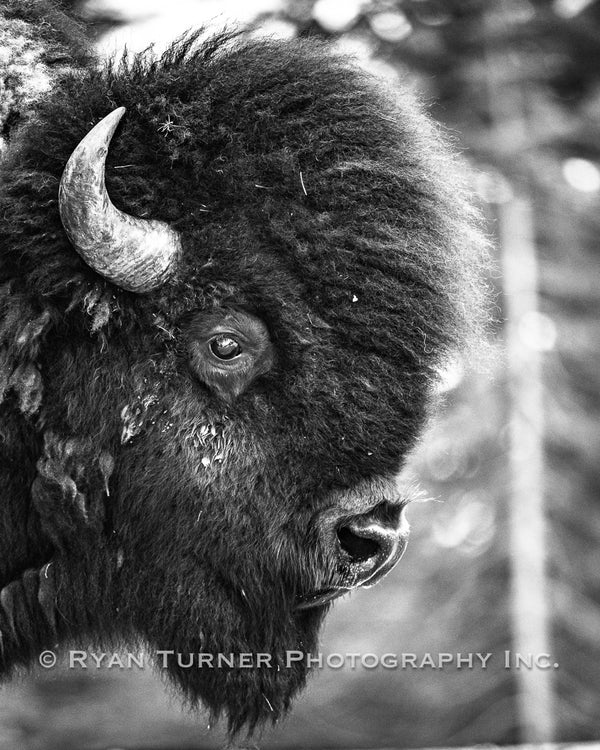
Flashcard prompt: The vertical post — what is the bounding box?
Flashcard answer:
[499,194,555,742]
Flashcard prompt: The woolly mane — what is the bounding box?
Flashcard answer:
[0,11,487,734]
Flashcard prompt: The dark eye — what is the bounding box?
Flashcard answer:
[187,309,274,403]
[209,334,242,360]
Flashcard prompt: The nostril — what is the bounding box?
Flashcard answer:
[337,525,380,563]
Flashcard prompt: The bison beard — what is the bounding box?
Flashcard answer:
[0,1,487,736]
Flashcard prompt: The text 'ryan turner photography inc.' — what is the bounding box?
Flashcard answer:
[38,650,560,671]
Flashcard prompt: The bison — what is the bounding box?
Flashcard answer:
[0,0,486,734]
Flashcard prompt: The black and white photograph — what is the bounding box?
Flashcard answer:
[1,0,599,748]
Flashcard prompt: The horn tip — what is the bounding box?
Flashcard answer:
[108,106,127,126]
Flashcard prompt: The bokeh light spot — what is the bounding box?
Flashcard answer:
[312,0,364,33]
[562,158,600,193]
[553,0,595,18]
[518,311,558,352]
[369,11,412,41]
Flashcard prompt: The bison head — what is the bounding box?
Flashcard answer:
[0,31,486,732]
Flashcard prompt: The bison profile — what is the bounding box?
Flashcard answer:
[0,0,486,733]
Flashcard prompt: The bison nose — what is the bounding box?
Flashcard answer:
[296,501,408,610]
[336,502,408,589]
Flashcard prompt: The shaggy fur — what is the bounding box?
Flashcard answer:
[0,0,89,148]
[0,1,487,734]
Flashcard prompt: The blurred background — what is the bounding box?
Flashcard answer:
[2,0,600,748]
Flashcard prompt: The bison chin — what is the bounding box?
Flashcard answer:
[115,558,328,734]
[141,589,326,734]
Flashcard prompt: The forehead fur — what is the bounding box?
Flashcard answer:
[1,31,485,350]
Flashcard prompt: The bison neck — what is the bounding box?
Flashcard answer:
[0,405,49,583]
[0,404,118,672]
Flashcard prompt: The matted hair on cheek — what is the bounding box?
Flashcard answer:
[0,284,51,416]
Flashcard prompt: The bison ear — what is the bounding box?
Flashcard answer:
[186,310,274,403]
[59,107,181,294]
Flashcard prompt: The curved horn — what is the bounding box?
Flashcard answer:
[59,107,180,293]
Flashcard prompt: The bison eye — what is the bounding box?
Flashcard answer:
[186,309,274,403]
[209,335,242,360]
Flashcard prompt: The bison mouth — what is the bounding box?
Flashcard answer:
[296,586,351,610]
